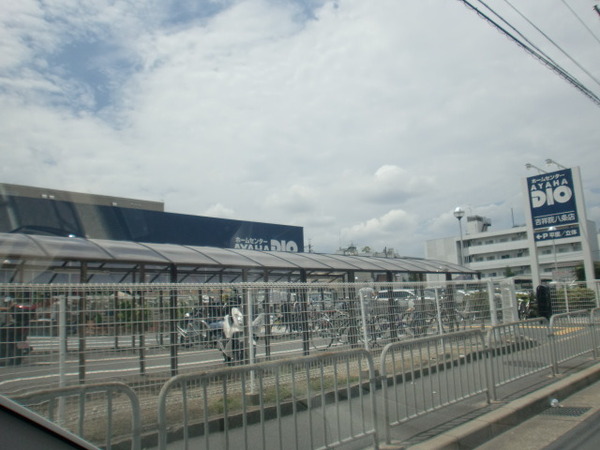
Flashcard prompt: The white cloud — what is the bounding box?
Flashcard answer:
[340,209,419,253]
[1,0,599,257]
[265,184,318,213]
[204,203,235,218]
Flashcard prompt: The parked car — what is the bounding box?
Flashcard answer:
[375,289,417,311]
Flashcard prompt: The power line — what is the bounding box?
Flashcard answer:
[475,0,600,102]
[502,0,600,90]
[479,0,575,76]
[560,0,600,47]
[457,0,600,107]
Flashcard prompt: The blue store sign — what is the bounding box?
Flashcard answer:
[527,168,578,232]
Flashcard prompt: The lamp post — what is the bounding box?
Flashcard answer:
[454,207,465,265]
[525,163,547,174]
[545,159,567,170]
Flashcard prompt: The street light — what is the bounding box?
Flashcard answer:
[545,159,567,170]
[525,163,547,174]
[454,207,465,265]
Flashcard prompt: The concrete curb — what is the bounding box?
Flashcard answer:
[403,362,600,449]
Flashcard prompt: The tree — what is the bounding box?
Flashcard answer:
[343,244,358,256]
[575,263,600,281]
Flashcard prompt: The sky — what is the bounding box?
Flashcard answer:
[1,0,599,257]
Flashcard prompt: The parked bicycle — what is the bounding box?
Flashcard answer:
[307,306,355,350]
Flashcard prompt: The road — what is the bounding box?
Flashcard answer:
[0,332,318,392]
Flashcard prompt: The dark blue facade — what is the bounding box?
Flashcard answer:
[0,196,304,252]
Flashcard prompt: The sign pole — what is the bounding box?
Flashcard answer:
[571,167,596,289]
[523,176,541,287]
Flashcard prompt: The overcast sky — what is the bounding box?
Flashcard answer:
[1,0,599,257]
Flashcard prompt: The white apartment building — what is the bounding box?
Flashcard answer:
[425,215,599,281]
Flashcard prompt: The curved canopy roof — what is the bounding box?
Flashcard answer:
[0,232,477,279]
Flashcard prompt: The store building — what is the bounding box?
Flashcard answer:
[0,183,303,252]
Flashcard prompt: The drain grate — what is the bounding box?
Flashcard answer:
[541,406,591,417]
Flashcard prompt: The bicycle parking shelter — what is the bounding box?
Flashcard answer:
[0,232,478,284]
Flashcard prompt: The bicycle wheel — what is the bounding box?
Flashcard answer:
[331,312,352,345]
[395,311,413,338]
[357,316,385,346]
[405,311,434,337]
[439,309,463,333]
[373,314,402,341]
[155,329,168,348]
[309,317,334,350]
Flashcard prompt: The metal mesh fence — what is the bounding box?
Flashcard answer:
[0,281,515,395]
[546,282,599,314]
[0,278,519,440]
[0,280,520,394]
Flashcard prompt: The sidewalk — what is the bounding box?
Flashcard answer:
[406,362,600,449]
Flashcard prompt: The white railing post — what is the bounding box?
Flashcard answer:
[434,288,443,335]
[487,280,498,327]
[58,294,67,425]
[358,289,370,351]
[506,278,519,322]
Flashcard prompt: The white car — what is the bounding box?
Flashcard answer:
[375,289,417,310]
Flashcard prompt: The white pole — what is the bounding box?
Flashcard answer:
[434,288,443,335]
[58,296,67,424]
[522,177,541,287]
[246,289,255,393]
[488,280,498,327]
[571,167,596,290]
[359,290,370,352]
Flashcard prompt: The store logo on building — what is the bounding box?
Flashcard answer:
[527,168,578,231]
[233,237,299,252]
